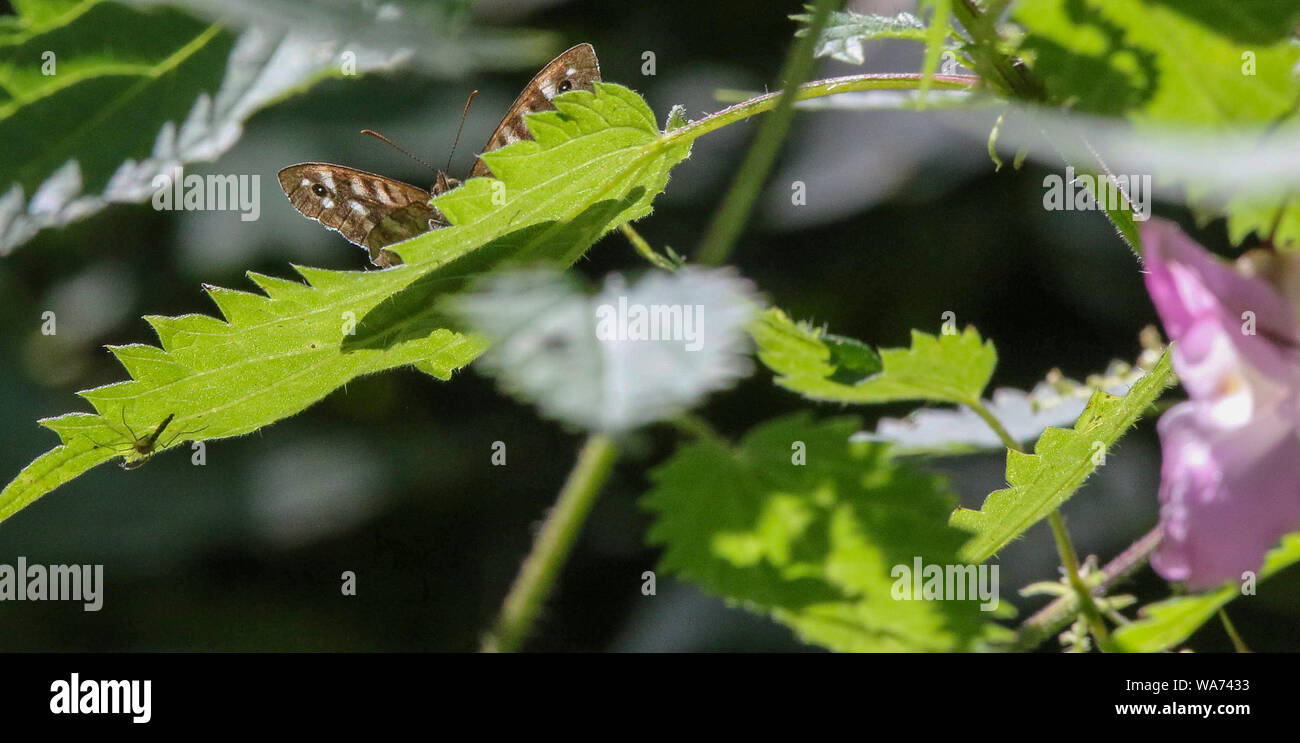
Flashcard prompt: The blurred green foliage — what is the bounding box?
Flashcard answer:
[1,0,1298,652]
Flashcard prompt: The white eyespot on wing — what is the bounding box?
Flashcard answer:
[321,197,335,209]
[566,67,576,75]
[300,178,311,187]
[541,81,557,100]
[348,200,367,214]
[322,174,336,190]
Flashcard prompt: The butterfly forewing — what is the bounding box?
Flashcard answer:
[469,43,602,178]
[279,43,602,265]
[278,163,433,243]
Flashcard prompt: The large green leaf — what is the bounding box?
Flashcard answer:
[643,413,1010,651]
[952,350,1175,563]
[1,82,693,525]
[863,355,1160,455]
[1014,0,1300,247]
[792,6,928,65]
[1114,533,1300,652]
[0,0,551,253]
[0,2,232,195]
[752,308,996,406]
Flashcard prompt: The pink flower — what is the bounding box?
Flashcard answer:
[1142,219,1300,590]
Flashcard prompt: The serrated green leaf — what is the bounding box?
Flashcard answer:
[752,308,996,405]
[0,435,114,523]
[952,350,1175,563]
[0,2,232,195]
[643,412,1010,651]
[861,355,1159,455]
[1016,0,1300,122]
[1113,533,1300,652]
[450,267,758,433]
[793,6,929,64]
[1013,0,1300,247]
[0,0,554,253]
[1,81,694,524]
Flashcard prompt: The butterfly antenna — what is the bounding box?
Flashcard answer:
[360,129,440,174]
[445,89,479,172]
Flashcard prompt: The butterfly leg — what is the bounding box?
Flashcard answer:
[373,248,402,268]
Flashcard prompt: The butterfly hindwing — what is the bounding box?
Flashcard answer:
[279,43,602,265]
[364,174,461,266]
[469,43,602,178]
[278,163,432,247]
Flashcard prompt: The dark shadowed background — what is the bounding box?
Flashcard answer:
[1,0,1296,652]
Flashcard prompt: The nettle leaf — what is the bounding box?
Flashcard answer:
[0,0,539,253]
[952,351,1175,563]
[752,308,996,406]
[793,5,928,64]
[1113,534,1300,652]
[0,1,230,251]
[1013,0,1300,247]
[0,81,693,525]
[642,413,1010,652]
[858,355,1160,455]
[449,267,759,433]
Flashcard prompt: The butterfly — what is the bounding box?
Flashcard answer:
[277,43,601,267]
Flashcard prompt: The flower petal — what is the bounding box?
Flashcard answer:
[1142,219,1297,346]
[1152,403,1300,590]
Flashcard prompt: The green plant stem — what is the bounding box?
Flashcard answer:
[483,434,619,652]
[1048,512,1116,651]
[966,396,1116,651]
[966,397,1019,450]
[694,0,838,266]
[619,223,677,271]
[953,0,1150,252]
[1010,525,1162,651]
[983,0,1012,21]
[1219,609,1251,653]
[951,0,1044,102]
[668,413,731,448]
[572,73,975,246]
[672,73,976,146]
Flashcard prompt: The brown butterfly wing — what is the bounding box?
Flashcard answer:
[363,173,461,266]
[279,43,601,264]
[469,43,602,179]
[278,163,436,265]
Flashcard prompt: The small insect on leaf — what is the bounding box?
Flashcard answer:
[85,412,205,470]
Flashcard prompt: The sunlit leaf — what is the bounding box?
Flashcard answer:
[1114,533,1300,652]
[752,308,995,406]
[643,413,1011,651]
[952,351,1175,563]
[1,82,694,524]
